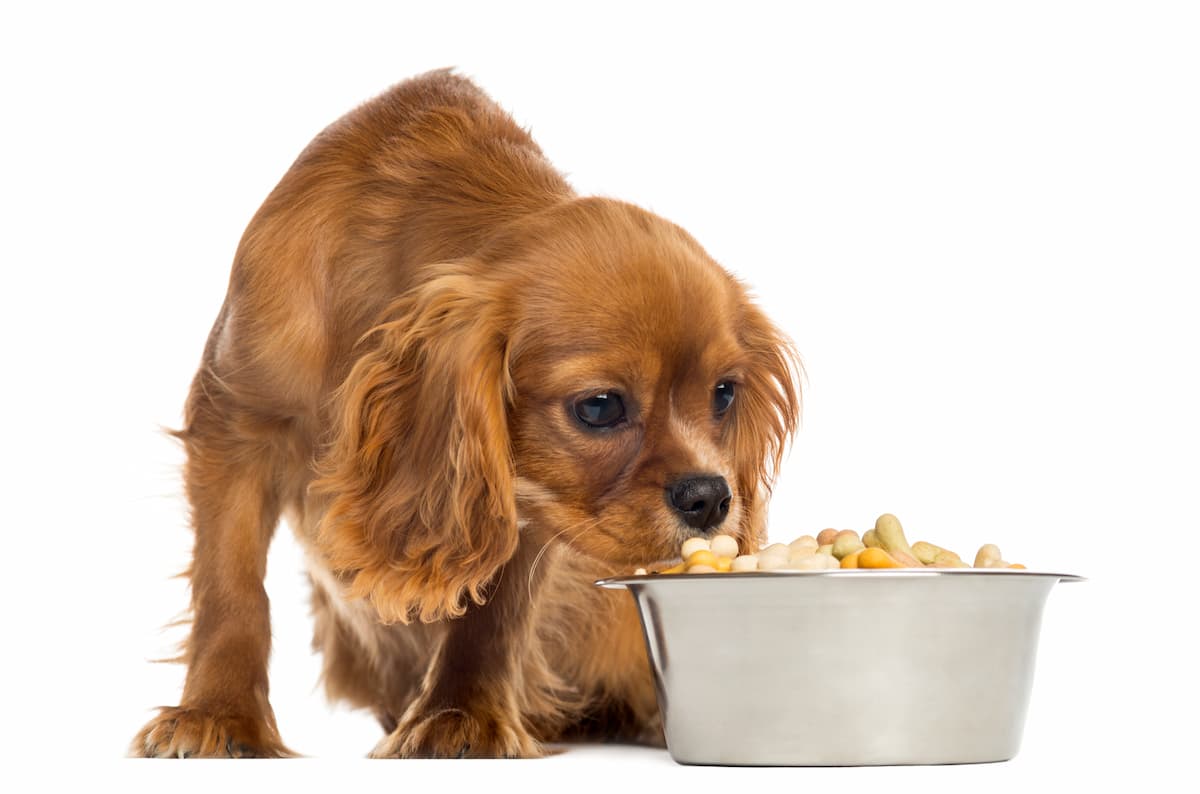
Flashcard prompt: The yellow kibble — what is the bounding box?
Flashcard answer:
[715,556,733,572]
[686,549,718,568]
[1008,563,1027,570]
[660,562,687,574]
[840,550,863,568]
[858,547,904,569]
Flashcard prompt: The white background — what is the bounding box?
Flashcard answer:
[2,1,1196,791]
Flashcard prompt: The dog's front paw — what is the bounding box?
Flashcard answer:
[370,706,542,759]
[130,706,293,758]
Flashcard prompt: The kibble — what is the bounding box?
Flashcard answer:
[757,552,789,571]
[731,554,759,572]
[832,530,866,560]
[873,514,923,567]
[910,541,943,565]
[787,544,816,562]
[816,528,839,547]
[647,514,1028,575]
[858,547,904,568]
[787,554,837,571]
[710,534,740,559]
[974,544,1001,569]
[681,537,712,560]
[789,536,819,553]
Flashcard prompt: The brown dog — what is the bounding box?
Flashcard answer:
[131,69,799,758]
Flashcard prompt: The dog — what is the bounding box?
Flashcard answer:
[131,69,800,758]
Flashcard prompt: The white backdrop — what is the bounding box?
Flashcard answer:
[2,2,1196,791]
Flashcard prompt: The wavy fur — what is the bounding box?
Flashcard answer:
[131,69,801,759]
[313,266,518,624]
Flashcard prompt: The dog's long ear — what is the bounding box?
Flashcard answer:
[313,263,516,624]
[729,298,802,550]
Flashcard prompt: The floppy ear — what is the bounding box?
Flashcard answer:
[313,264,517,624]
[729,299,802,549]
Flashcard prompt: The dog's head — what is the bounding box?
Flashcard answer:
[316,198,800,623]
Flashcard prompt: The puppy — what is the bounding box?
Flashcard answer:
[131,69,799,758]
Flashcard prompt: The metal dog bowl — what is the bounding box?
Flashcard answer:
[596,568,1083,766]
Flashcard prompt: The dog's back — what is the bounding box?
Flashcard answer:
[205,70,572,421]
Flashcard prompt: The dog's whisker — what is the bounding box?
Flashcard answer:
[526,513,606,601]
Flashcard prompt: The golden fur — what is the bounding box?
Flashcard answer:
[131,69,800,758]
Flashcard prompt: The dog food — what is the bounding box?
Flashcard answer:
[652,513,1026,574]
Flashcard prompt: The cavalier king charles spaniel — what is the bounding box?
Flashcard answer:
[132,69,799,758]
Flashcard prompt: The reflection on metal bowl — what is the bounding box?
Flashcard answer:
[596,569,1083,766]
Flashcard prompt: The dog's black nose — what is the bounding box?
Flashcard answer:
[666,475,732,531]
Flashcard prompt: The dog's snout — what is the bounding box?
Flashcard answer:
[666,475,732,531]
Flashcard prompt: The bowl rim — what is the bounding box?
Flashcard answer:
[595,568,1086,589]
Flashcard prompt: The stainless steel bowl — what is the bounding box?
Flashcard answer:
[596,568,1083,766]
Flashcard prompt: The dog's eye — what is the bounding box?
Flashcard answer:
[574,393,627,429]
[714,381,736,416]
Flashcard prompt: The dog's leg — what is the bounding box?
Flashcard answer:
[370,538,550,759]
[131,372,293,758]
